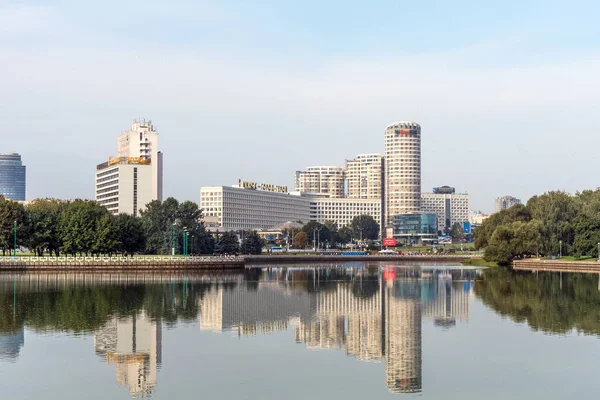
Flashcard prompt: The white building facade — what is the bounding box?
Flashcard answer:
[95,160,154,216]
[421,192,470,234]
[294,166,344,198]
[310,197,382,231]
[95,120,163,215]
[384,121,421,228]
[200,185,311,231]
[345,154,383,200]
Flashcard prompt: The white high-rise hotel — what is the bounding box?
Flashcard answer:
[95,120,164,215]
[384,121,422,226]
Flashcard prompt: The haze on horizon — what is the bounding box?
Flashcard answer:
[2,0,599,213]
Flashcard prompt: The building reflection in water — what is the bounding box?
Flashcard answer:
[94,312,162,398]
[0,328,25,362]
[199,265,475,395]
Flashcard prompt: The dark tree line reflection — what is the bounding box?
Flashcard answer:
[475,268,600,335]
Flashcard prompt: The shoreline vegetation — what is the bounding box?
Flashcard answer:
[475,190,600,266]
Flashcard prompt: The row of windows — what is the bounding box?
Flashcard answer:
[96,168,119,178]
[96,185,119,195]
[96,174,119,184]
[97,191,119,200]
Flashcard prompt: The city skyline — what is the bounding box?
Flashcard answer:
[4,1,600,212]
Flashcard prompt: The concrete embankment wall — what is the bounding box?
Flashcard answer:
[0,255,471,271]
[244,255,470,264]
[514,259,600,273]
[0,259,244,271]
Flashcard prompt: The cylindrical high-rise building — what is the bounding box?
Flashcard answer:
[384,121,421,228]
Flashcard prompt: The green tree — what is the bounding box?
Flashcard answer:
[450,223,465,242]
[350,215,379,241]
[292,231,308,249]
[241,231,265,255]
[0,196,27,256]
[25,199,64,256]
[216,231,240,254]
[302,221,331,248]
[58,200,107,256]
[93,213,119,255]
[140,198,179,254]
[115,214,146,256]
[140,198,211,255]
[337,226,352,244]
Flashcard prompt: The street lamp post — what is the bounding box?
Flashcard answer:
[559,240,562,259]
[13,220,17,259]
[191,235,194,256]
[186,232,190,258]
[182,228,188,258]
[171,223,176,256]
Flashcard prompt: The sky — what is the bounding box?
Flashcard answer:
[2,0,600,213]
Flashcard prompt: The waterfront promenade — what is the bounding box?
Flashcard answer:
[514,259,600,273]
[0,254,472,270]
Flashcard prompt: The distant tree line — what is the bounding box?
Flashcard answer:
[0,196,382,256]
[283,215,380,250]
[475,190,600,265]
[0,196,263,256]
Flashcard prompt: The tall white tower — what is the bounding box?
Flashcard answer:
[384,121,421,228]
[95,120,163,216]
[117,120,163,201]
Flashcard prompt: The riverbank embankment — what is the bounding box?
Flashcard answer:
[0,254,472,271]
[514,259,600,273]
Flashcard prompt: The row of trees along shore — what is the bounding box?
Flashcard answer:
[0,195,381,256]
[475,190,600,265]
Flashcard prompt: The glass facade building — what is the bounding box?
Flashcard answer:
[0,153,26,201]
[392,213,437,244]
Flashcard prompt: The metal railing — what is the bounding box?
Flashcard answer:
[0,255,245,264]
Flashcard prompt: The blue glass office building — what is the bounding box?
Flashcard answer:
[392,213,437,244]
[0,153,26,201]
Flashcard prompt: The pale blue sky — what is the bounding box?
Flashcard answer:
[2,0,600,212]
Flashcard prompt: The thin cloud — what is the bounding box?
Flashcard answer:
[0,4,58,37]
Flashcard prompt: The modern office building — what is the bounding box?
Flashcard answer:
[94,312,162,398]
[310,197,382,231]
[95,120,163,215]
[392,213,437,244]
[421,187,470,234]
[0,153,26,201]
[200,183,311,231]
[494,195,522,213]
[345,154,383,199]
[294,166,344,198]
[384,121,421,229]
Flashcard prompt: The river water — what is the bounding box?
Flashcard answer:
[1,263,599,399]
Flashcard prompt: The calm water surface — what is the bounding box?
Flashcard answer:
[1,263,599,399]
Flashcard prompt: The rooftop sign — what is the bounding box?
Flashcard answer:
[239,179,288,193]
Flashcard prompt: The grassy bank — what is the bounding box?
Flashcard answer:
[461,258,497,267]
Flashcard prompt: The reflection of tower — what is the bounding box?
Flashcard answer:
[0,328,25,361]
[295,316,345,349]
[200,284,313,336]
[95,312,162,398]
[422,279,470,327]
[384,279,422,394]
